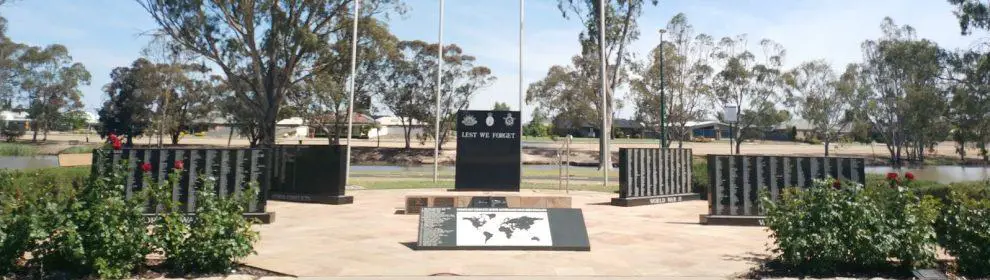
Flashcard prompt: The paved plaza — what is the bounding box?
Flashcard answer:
[244,189,770,278]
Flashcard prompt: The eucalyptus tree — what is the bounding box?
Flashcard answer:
[854,17,946,164]
[137,0,402,147]
[631,13,715,147]
[783,61,855,156]
[948,0,990,35]
[712,35,788,154]
[288,16,399,145]
[19,44,90,142]
[408,42,495,150]
[530,0,657,168]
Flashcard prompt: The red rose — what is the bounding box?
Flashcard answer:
[108,133,117,141]
[141,162,152,172]
[904,172,915,181]
[112,140,122,150]
[886,172,898,180]
[832,180,841,190]
[174,160,184,170]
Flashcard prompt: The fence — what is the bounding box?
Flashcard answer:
[702,154,866,225]
[91,148,273,223]
[612,148,696,206]
[269,145,352,204]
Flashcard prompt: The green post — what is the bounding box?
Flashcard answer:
[659,29,668,149]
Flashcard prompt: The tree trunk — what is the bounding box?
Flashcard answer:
[403,126,412,150]
[227,125,234,147]
[824,140,830,157]
[31,126,38,142]
[256,107,278,148]
[170,131,181,145]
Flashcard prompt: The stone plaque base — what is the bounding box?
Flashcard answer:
[270,193,354,205]
[402,191,571,214]
[610,193,700,207]
[699,214,765,226]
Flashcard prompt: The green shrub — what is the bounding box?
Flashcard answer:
[911,181,990,203]
[0,169,80,275]
[692,159,708,198]
[937,190,990,277]
[0,143,38,156]
[2,123,25,143]
[168,178,259,274]
[146,163,259,275]
[48,157,152,279]
[762,177,940,274]
[1,158,261,278]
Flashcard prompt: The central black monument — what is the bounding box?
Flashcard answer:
[455,110,521,191]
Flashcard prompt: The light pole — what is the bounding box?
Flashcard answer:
[658,29,667,149]
[598,0,608,187]
[344,0,360,185]
[433,0,444,183]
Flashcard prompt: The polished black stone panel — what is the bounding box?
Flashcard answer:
[615,148,695,207]
[702,154,866,225]
[90,148,273,223]
[455,110,521,191]
[268,145,352,204]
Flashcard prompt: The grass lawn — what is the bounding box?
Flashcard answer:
[349,177,617,193]
[58,145,97,154]
[350,166,620,179]
[0,142,40,156]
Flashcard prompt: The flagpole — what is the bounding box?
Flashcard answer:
[434,0,444,183]
[599,0,609,188]
[345,0,360,185]
[519,0,524,186]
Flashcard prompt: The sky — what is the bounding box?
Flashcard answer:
[1,0,986,122]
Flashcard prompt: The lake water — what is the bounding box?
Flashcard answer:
[350,165,616,172]
[0,157,982,184]
[0,156,60,170]
[866,165,990,184]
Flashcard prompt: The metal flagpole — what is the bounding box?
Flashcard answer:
[519,0,524,187]
[599,0,609,188]
[345,0,360,185]
[433,0,444,183]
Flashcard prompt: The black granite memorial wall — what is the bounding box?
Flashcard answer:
[612,148,697,206]
[455,110,521,191]
[268,145,352,204]
[701,154,866,226]
[91,148,274,223]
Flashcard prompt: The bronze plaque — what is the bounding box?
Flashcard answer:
[406,197,428,214]
[433,197,455,207]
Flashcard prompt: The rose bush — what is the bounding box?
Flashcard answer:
[0,149,260,278]
[936,190,990,277]
[763,174,940,274]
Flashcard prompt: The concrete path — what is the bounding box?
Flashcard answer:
[244,189,770,278]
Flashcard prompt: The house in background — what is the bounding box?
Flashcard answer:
[0,110,31,130]
[681,120,730,140]
[612,119,645,138]
[374,115,428,139]
[769,119,853,141]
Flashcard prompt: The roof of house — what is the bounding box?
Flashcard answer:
[776,119,853,133]
[0,111,30,122]
[309,113,377,125]
[612,119,643,129]
[375,116,424,126]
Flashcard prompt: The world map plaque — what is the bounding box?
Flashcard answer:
[416,207,590,251]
